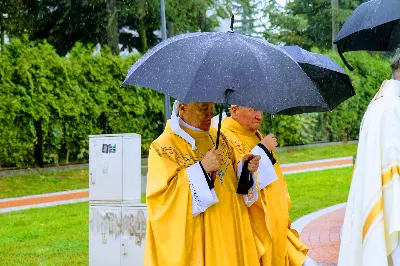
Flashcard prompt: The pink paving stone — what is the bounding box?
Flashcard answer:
[330,232,341,242]
[300,207,346,266]
[302,238,311,248]
[319,230,331,244]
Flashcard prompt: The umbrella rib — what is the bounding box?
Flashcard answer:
[184,34,226,103]
[312,78,331,111]
[385,20,398,50]
[125,32,210,83]
[233,37,271,107]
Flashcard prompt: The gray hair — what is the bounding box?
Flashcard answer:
[391,50,400,76]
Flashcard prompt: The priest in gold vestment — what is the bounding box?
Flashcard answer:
[220,106,308,266]
[144,101,263,266]
[337,53,400,266]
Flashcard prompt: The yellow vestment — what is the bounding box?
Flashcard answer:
[144,120,260,266]
[221,117,308,266]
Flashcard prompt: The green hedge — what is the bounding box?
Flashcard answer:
[0,39,163,167]
[0,39,392,167]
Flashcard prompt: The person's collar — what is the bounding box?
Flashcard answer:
[179,118,202,131]
[169,101,199,150]
[381,80,400,98]
[222,117,259,137]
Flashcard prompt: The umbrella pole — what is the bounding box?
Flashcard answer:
[211,105,224,181]
[269,114,273,133]
[216,105,223,149]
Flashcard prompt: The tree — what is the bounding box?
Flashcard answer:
[229,0,265,37]
[331,0,339,50]
[264,0,368,49]
[106,0,119,55]
[0,0,25,51]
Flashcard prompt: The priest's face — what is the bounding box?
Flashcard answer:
[179,102,215,131]
[231,106,263,132]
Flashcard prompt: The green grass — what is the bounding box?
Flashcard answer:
[276,143,358,164]
[288,167,353,220]
[0,169,89,199]
[0,166,353,265]
[0,203,88,266]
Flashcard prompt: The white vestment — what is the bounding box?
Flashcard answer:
[338,80,400,266]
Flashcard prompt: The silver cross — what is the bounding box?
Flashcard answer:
[216,169,224,184]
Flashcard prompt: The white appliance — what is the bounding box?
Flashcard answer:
[89,134,147,266]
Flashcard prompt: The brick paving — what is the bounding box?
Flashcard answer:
[0,190,89,209]
[301,208,346,266]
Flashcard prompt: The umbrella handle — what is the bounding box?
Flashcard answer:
[212,105,224,182]
[215,106,223,149]
[211,172,217,181]
[269,114,273,133]
[338,48,354,71]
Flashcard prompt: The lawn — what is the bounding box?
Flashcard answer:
[288,167,353,220]
[0,203,88,266]
[0,169,89,199]
[276,143,358,164]
[0,166,353,265]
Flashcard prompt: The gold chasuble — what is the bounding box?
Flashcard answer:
[144,120,260,266]
[221,117,308,266]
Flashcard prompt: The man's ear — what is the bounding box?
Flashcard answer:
[231,106,239,118]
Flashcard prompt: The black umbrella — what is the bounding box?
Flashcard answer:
[334,0,400,70]
[123,32,332,148]
[280,45,355,114]
[124,33,327,117]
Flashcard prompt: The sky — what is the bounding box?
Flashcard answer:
[276,0,288,5]
[218,0,288,33]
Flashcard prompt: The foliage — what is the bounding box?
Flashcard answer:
[260,113,318,147]
[6,0,230,55]
[264,0,368,49]
[0,39,163,167]
[314,49,392,142]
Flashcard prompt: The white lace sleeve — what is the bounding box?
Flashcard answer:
[237,161,258,207]
[251,145,278,189]
[186,162,218,216]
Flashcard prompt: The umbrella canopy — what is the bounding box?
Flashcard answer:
[334,0,400,53]
[280,45,355,115]
[123,31,329,115]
